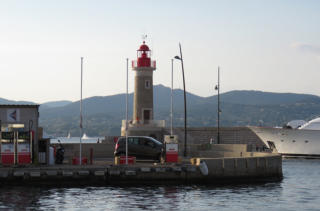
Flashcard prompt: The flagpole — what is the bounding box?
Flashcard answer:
[171,59,173,135]
[217,66,220,144]
[80,57,83,165]
[125,58,128,165]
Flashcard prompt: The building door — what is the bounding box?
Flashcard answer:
[143,109,151,123]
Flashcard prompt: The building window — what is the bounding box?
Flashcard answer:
[145,80,150,89]
[305,140,309,143]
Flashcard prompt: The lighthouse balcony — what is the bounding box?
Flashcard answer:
[132,60,156,69]
[122,119,165,128]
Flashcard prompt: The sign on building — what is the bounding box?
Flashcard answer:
[7,109,20,122]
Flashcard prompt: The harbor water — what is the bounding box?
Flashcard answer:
[0,159,319,210]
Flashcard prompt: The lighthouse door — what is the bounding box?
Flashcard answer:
[143,109,151,123]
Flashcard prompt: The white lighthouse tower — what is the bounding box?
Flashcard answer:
[132,41,156,124]
[121,41,165,140]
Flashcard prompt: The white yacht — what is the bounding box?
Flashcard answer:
[249,117,320,157]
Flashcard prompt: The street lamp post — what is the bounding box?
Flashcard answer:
[174,43,187,157]
[171,59,174,136]
[215,66,221,144]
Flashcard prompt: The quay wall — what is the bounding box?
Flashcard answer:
[0,154,282,185]
[191,154,282,179]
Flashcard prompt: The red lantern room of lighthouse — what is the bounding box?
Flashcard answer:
[132,41,156,124]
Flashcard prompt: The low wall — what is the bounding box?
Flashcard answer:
[164,127,265,146]
[52,142,115,160]
[191,154,282,180]
[188,144,248,158]
[121,126,265,154]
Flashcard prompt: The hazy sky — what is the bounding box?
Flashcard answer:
[1,0,319,103]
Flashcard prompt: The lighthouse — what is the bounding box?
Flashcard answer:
[121,41,165,140]
[132,41,156,124]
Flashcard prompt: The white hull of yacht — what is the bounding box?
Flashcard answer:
[249,126,320,157]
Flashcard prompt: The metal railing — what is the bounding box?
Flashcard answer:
[132,60,156,69]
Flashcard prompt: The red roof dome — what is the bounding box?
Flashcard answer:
[138,41,150,51]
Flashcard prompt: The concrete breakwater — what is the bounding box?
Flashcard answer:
[0,154,282,186]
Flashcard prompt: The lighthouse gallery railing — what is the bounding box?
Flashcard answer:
[132,60,156,69]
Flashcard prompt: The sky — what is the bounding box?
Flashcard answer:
[0,0,319,103]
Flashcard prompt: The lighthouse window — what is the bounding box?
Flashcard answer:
[145,80,151,89]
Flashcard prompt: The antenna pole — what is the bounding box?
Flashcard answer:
[217,66,220,144]
[79,57,83,165]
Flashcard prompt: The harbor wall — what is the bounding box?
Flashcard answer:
[191,154,282,179]
[53,142,115,161]
[123,126,265,154]
[0,154,282,185]
[164,127,265,151]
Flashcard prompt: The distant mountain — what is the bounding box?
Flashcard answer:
[206,90,320,105]
[38,85,320,136]
[2,85,320,136]
[0,98,35,105]
[41,100,72,108]
[40,94,133,119]
[154,84,206,110]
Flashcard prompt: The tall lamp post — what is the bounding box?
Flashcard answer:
[215,66,221,144]
[174,43,187,157]
[170,59,174,136]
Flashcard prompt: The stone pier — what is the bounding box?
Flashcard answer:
[0,153,282,186]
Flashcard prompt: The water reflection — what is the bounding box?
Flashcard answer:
[0,187,44,210]
[0,183,283,210]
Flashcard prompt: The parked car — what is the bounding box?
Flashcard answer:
[114,136,163,161]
